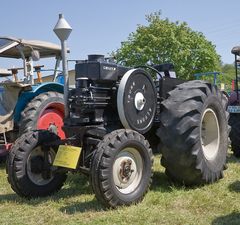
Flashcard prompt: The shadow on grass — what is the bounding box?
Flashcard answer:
[0,160,6,169]
[58,171,175,215]
[0,167,204,212]
[59,171,199,214]
[226,153,240,164]
[0,155,7,165]
[151,171,204,193]
[212,212,240,225]
[0,193,20,202]
[228,180,240,193]
[60,198,105,214]
[151,171,173,192]
[0,173,92,205]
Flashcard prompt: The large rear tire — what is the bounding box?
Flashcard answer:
[19,91,65,139]
[90,129,153,208]
[7,130,67,198]
[229,114,240,157]
[157,80,229,185]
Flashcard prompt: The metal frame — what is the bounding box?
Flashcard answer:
[194,72,222,86]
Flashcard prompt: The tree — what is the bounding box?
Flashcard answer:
[221,63,235,91]
[113,12,221,80]
[221,63,235,82]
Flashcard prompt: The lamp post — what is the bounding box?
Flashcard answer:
[53,14,72,118]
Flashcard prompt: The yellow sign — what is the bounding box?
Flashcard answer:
[53,145,81,169]
[220,83,225,91]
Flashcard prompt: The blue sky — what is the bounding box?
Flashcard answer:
[1,0,240,70]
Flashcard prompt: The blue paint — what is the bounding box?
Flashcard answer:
[14,82,64,123]
[194,72,222,85]
[56,73,64,84]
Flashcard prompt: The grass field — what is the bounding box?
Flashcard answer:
[0,153,240,225]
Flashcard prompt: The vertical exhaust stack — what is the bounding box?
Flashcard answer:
[53,13,72,118]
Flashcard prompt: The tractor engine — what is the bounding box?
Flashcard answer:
[66,54,158,136]
[68,55,127,127]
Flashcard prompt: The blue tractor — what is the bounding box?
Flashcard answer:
[0,37,66,159]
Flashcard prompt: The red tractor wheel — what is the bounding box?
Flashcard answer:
[36,103,65,139]
[19,92,65,139]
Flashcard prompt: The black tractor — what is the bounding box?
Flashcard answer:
[228,46,240,157]
[7,53,229,207]
[6,15,229,208]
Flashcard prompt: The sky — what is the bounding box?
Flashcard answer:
[0,0,240,71]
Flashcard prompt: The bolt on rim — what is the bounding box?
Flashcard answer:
[200,108,220,160]
[113,147,143,194]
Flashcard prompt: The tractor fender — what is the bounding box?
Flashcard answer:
[14,82,64,123]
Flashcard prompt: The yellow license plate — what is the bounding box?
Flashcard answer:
[53,145,82,169]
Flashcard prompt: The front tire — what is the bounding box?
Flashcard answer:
[157,80,229,185]
[90,129,153,208]
[7,130,67,198]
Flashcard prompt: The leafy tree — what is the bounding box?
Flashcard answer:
[221,63,235,81]
[220,63,235,91]
[113,12,221,80]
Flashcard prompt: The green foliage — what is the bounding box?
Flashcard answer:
[221,63,235,90]
[114,12,221,80]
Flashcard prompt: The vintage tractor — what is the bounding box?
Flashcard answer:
[7,15,229,208]
[0,37,66,160]
[228,46,240,157]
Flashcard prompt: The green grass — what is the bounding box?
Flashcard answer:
[1,153,240,225]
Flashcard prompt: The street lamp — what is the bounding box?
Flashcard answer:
[53,13,72,118]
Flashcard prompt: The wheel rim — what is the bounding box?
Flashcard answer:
[27,146,55,186]
[37,102,65,139]
[113,147,143,194]
[117,69,156,134]
[200,108,220,160]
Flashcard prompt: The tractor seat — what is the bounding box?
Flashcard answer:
[153,63,175,72]
[231,46,240,56]
[154,63,175,78]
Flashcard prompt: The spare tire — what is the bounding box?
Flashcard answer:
[157,80,229,185]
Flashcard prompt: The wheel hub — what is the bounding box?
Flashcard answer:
[48,123,58,135]
[119,159,134,183]
[134,92,146,111]
[113,147,143,194]
[27,147,55,186]
[201,108,220,160]
[37,107,65,139]
[30,156,44,174]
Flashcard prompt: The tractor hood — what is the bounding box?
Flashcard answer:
[0,36,63,59]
